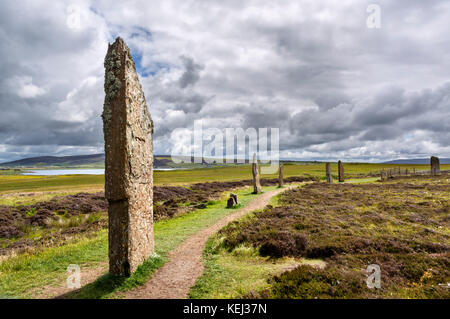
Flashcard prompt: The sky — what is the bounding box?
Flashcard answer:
[0,0,449,163]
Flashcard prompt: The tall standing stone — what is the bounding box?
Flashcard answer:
[252,153,262,194]
[278,163,284,187]
[102,37,154,276]
[338,160,344,182]
[326,163,332,183]
[431,156,440,176]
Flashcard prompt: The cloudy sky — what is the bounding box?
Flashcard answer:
[0,0,449,163]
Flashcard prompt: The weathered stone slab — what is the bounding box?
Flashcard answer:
[227,193,239,208]
[252,153,262,194]
[326,163,332,183]
[431,156,440,176]
[338,160,344,182]
[278,163,284,187]
[102,37,154,276]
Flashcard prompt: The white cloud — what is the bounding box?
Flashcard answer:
[10,76,47,98]
[0,0,449,162]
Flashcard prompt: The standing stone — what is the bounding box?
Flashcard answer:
[102,37,154,276]
[431,156,440,176]
[252,153,262,194]
[413,168,416,175]
[230,193,238,205]
[278,163,284,187]
[338,160,344,182]
[326,163,332,183]
[380,169,387,181]
[227,193,239,208]
[227,197,235,208]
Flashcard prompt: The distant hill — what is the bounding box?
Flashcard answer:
[0,154,206,168]
[383,158,450,164]
[6,154,448,168]
[0,154,105,167]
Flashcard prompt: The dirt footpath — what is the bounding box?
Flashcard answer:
[125,187,292,299]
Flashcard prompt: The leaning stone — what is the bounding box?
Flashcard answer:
[227,193,239,208]
[252,153,262,194]
[102,37,154,277]
[227,197,235,208]
[326,163,332,183]
[230,193,238,205]
[430,156,440,176]
[338,160,344,182]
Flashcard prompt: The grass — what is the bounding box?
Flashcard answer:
[0,175,104,194]
[2,162,448,194]
[0,186,277,299]
[189,236,324,299]
[1,163,448,299]
[0,231,108,298]
[196,176,450,299]
[0,169,24,176]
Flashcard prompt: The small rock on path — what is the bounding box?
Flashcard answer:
[124,187,293,299]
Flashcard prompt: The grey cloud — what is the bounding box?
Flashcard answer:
[179,56,203,89]
[1,0,450,162]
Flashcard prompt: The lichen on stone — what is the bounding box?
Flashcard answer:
[102,49,122,128]
[104,50,122,100]
[101,101,113,128]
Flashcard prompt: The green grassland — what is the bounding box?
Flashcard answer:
[0,162,448,299]
[0,186,277,299]
[191,176,450,299]
[0,175,105,194]
[1,163,448,194]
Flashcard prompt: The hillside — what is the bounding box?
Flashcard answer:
[0,154,105,167]
[0,154,175,168]
[4,154,450,168]
[0,154,235,169]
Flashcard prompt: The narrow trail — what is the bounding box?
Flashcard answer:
[124,186,292,299]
